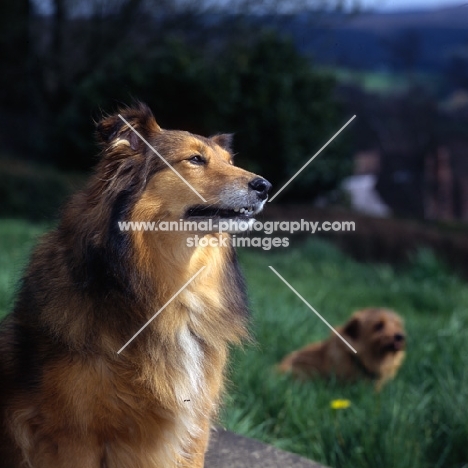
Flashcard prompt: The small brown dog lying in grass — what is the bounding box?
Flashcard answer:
[278,308,406,391]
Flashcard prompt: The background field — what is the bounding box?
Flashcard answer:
[1,220,467,468]
[226,243,468,468]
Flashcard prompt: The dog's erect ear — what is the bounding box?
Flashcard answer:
[211,133,233,151]
[343,317,360,340]
[96,102,161,152]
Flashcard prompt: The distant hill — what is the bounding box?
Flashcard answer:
[279,4,468,73]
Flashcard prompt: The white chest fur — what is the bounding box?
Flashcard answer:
[175,326,205,437]
[177,326,203,398]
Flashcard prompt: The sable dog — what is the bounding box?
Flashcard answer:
[278,308,406,391]
[0,103,271,468]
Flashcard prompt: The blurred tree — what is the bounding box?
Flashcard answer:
[0,0,359,202]
[217,33,350,201]
[0,1,30,108]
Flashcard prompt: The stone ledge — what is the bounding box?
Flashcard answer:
[205,427,328,468]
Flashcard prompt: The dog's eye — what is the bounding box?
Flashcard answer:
[374,321,384,332]
[188,155,206,165]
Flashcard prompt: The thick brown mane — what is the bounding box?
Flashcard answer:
[0,102,269,467]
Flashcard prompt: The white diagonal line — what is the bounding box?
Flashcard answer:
[268,266,357,353]
[117,266,206,354]
[268,115,357,202]
[118,114,207,202]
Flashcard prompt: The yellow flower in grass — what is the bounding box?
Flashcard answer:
[330,399,351,410]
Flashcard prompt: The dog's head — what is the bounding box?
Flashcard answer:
[96,103,271,227]
[342,308,406,358]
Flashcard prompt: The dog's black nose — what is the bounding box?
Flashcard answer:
[394,333,405,342]
[249,177,272,200]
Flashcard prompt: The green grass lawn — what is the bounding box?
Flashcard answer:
[1,219,467,468]
[0,219,49,314]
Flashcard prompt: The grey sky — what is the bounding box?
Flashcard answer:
[32,0,461,14]
[363,0,461,11]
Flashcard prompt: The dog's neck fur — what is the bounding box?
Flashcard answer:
[351,352,380,379]
[129,229,248,346]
